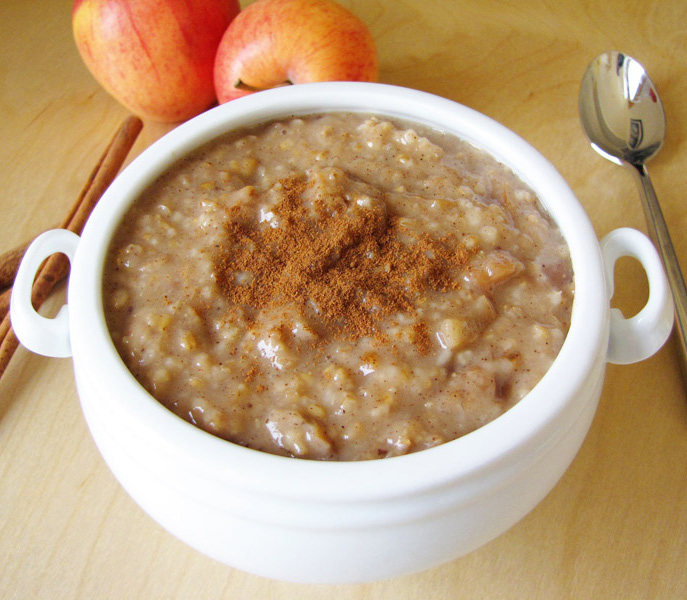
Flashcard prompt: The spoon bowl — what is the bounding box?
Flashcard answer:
[579,51,687,374]
[580,51,665,167]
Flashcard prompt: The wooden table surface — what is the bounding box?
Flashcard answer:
[2,0,687,597]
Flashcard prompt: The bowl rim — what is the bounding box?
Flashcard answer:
[69,82,607,501]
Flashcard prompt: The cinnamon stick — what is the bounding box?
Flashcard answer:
[0,240,31,291]
[0,115,143,380]
[0,300,16,378]
[0,288,9,323]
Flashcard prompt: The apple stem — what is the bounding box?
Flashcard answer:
[234,79,293,92]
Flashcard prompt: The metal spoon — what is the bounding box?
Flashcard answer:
[579,50,687,371]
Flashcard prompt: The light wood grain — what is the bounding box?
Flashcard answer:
[1,1,686,598]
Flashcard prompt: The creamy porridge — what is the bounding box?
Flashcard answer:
[103,113,574,461]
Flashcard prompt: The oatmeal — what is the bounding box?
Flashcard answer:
[103,113,574,461]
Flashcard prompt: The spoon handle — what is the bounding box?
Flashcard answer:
[632,163,687,372]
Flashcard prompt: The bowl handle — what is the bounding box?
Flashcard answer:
[10,229,80,358]
[601,227,674,364]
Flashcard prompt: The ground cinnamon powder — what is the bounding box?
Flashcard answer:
[215,176,473,349]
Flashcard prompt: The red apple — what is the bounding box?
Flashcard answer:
[214,0,378,103]
[73,0,240,122]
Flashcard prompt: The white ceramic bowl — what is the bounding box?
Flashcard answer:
[11,83,674,584]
